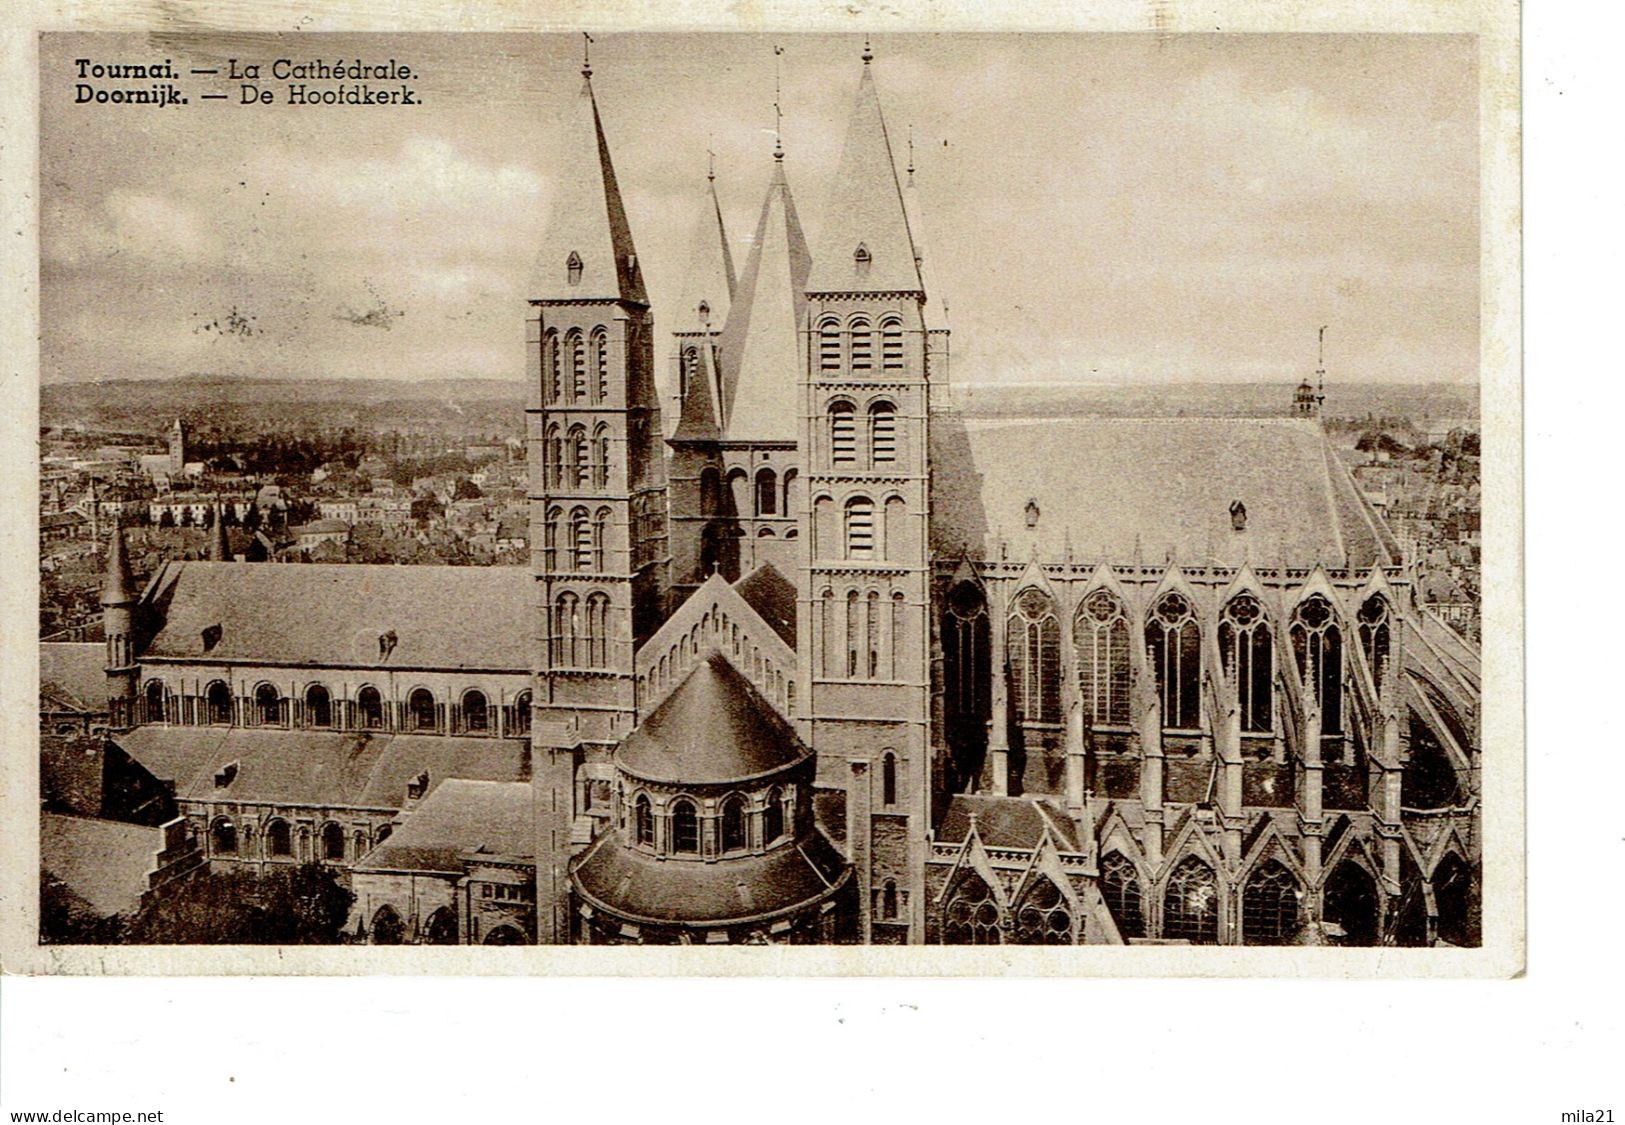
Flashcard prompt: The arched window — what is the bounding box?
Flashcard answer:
[304,683,332,728]
[569,508,591,571]
[819,588,837,676]
[423,907,458,945]
[543,329,561,404]
[254,683,281,726]
[680,345,698,397]
[671,800,699,855]
[353,829,367,858]
[1219,593,1273,733]
[371,905,405,945]
[890,591,907,679]
[1014,877,1074,945]
[1099,852,1144,938]
[944,580,991,738]
[1075,589,1131,727]
[1008,588,1061,724]
[585,593,611,668]
[566,329,585,402]
[846,590,861,677]
[818,317,841,371]
[593,507,610,571]
[321,821,346,862]
[568,426,590,489]
[545,425,563,489]
[725,468,749,519]
[144,679,166,724]
[869,401,897,465]
[1291,595,1343,734]
[634,794,654,847]
[943,871,1001,945]
[1358,595,1391,696]
[848,316,873,372]
[358,686,383,730]
[543,506,561,571]
[1163,856,1219,944]
[512,691,531,737]
[591,424,610,490]
[1323,861,1379,946]
[829,402,857,466]
[699,466,721,516]
[1147,592,1201,730]
[756,467,778,516]
[782,469,800,518]
[763,788,785,844]
[881,752,898,807]
[1433,853,1477,948]
[266,818,293,858]
[462,690,489,733]
[211,817,237,855]
[880,316,904,371]
[844,496,875,559]
[866,590,882,677]
[205,680,231,725]
[1242,860,1299,944]
[590,327,608,403]
[409,688,437,732]
[555,593,580,666]
[720,796,747,853]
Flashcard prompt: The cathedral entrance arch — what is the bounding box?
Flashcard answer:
[484,925,524,945]
[423,907,458,945]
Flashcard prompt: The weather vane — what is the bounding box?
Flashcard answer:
[582,31,594,77]
[773,44,785,159]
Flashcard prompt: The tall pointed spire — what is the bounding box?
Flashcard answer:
[672,167,737,335]
[717,156,811,442]
[806,44,922,295]
[100,522,134,606]
[528,44,648,304]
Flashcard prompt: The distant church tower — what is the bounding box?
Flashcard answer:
[526,48,669,943]
[798,46,935,944]
[167,417,186,474]
[1295,326,1327,418]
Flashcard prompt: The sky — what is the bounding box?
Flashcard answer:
[39,32,1479,389]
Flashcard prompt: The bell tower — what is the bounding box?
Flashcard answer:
[526,43,668,943]
[798,44,934,944]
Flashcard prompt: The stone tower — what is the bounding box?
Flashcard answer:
[100,523,139,728]
[526,52,668,943]
[167,417,186,474]
[797,48,934,944]
[665,165,737,603]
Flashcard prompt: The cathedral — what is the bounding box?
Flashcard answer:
[77,45,1481,948]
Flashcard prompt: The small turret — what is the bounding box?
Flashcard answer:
[1293,325,1328,419]
[100,524,140,727]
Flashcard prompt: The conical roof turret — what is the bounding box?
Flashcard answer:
[671,337,725,444]
[100,523,135,606]
[528,61,648,304]
[717,157,810,442]
[673,172,737,335]
[806,54,922,296]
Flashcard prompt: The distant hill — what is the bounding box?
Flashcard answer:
[945,381,1478,423]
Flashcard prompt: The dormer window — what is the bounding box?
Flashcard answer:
[406,770,430,801]
[201,623,222,652]
[697,300,710,326]
[566,251,583,286]
[853,243,871,276]
[378,630,398,659]
[214,761,238,788]
[1230,500,1247,531]
[1025,499,1040,528]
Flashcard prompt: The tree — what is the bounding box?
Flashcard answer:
[40,873,128,944]
[157,509,175,529]
[453,477,483,501]
[242,503,262,532]
[126,864,355,944]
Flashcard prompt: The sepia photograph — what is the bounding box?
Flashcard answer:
[18,24,1509,968]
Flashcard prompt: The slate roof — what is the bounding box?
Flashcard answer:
[672,175,736,334]
[617,654,808,785]
[114,726,526,809]
[935,794,1083,853]
[572,827,849,925]
[806,62,922,295]
[717,158,810,442]
[40,642,107,712]
[140,562,530,670]
[41,813,164,917]
[353,779,533,874]
[734,563,797,647]
[929,415,1393,569]
[671,336,724,444]
[528,71,647,304]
